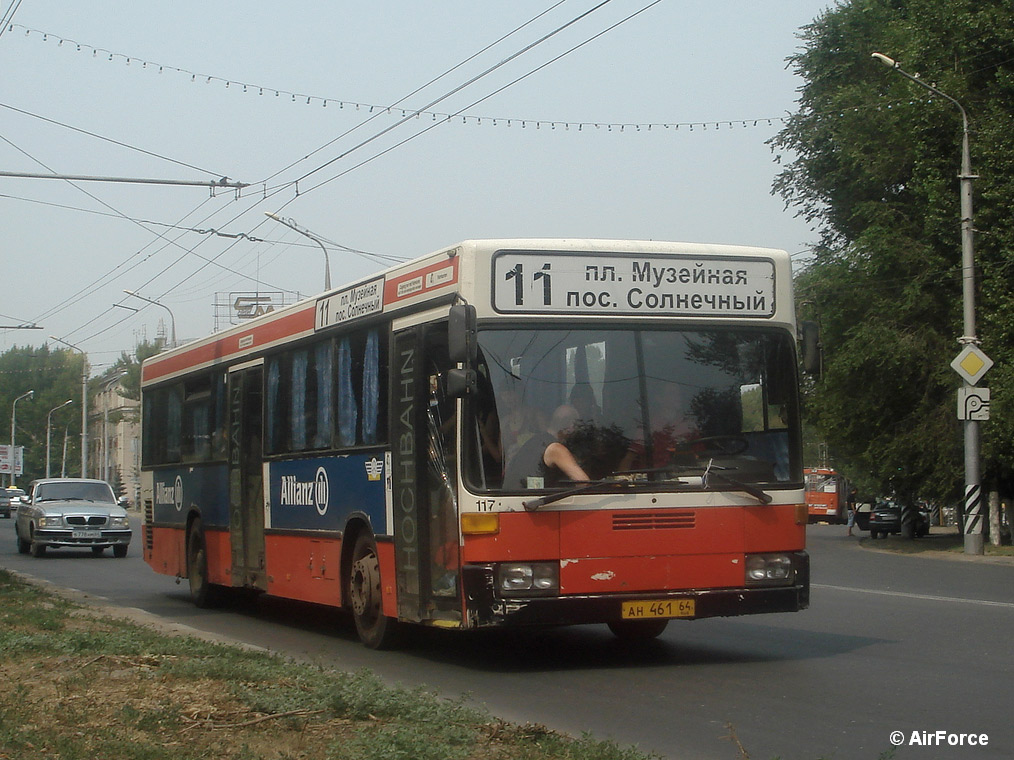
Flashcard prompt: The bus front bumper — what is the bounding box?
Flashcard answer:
[461,551,809,628]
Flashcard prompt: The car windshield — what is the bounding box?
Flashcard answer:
[35,482,116,503]
[464,326,802,492]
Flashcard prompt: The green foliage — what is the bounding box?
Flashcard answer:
[0,344,85,480]
[109,338,164,401]
[0,339,159,482]
[772,0,1014,502]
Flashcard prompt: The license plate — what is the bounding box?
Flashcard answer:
[621,598,695,620]
[72,529,100,539]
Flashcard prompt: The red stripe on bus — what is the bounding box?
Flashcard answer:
[383,257,459,304]
[142,306,316,383]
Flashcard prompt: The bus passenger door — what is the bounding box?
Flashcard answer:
[229,364,266,590]
[391,320,461,624]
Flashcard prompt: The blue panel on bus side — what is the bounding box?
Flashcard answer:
[266,453,388,535]
[151,465,230,528]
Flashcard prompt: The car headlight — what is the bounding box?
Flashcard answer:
[109,516,130,528]
[497,562,559,597]
[39,516,64,528]
[745,553,794,586]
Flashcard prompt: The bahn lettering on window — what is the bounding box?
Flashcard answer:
[491,252,776,318]
[315,276,385,331]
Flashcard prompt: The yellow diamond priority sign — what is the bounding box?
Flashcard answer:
[951,345,993,386]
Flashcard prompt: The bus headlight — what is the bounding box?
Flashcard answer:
[497,562,559,596]
[745,553,794,586]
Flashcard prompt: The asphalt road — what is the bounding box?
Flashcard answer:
[2,517,1012,760]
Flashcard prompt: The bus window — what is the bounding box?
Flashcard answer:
[265,329,387,456]
[142,384,183,466]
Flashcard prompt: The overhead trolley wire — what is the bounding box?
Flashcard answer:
[259,0,570,187]
[299,0,663,197]
[283,0,620,193]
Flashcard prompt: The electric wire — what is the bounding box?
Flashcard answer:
[0,101,228,177]
[89,1,631,340]
[300,0,663,197]
[258,0,570,186]
[280,0,619,193]
[0,136,293,340]
[0,0,25,41]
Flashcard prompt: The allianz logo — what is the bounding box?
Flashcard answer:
[280,467,330,516]
[278,459,384,514]
[155,475,184,511]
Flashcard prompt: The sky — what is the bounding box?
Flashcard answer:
[0,0,834,372]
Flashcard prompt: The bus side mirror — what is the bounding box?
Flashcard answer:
[800,320,821,375]
[449,304,477,365]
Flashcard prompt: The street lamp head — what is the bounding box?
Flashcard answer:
[264,211,282,221]
[871,52,898,69]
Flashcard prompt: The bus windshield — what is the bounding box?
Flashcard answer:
[466,327,801,493]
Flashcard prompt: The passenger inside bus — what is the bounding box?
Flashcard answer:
[502,403,590,489]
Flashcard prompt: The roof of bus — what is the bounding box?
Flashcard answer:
[141,238,791,385]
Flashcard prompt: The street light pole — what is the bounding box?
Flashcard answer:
[872,52,983,555]
[50,336,89,479]
[46,400,73,478]
[10,389,34,486]
[123,290,177,347]
[264,212,332,291]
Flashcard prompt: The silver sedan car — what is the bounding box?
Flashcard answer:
[15,478,131,558]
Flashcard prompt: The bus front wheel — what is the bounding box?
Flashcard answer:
[607,619,669,641]
[348,532,402,649]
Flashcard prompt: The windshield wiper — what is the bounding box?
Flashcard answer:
[521,463,773,511]
[703,461,772,505]
[522,479,644,511]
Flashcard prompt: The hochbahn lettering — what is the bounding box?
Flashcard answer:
[492,251,776,317]
[393,338,420,611]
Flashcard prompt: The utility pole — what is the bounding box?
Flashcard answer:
[872,52,986,554]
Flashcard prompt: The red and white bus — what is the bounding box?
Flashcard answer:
[141,239,810,647]
[804,467,851,524]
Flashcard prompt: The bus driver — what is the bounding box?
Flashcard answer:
[503,404,590,489]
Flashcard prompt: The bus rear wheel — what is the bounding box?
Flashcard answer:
[348,532,402,649]
[187,518,225,608]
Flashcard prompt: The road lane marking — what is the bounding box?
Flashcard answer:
[813,583,1014,609]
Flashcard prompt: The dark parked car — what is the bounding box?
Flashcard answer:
[868,500,929,539]
[15,478,131,558]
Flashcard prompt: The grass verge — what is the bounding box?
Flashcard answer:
[0,569,657,760]
[859,529,1014,558]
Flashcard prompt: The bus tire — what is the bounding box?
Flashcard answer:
[187,518,225,609]
[348,532,402,650]
[607,619,669,641]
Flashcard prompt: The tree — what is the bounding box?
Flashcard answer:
[0,345,86,482]
[108,339,164,402]
[771,0,1014,507]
